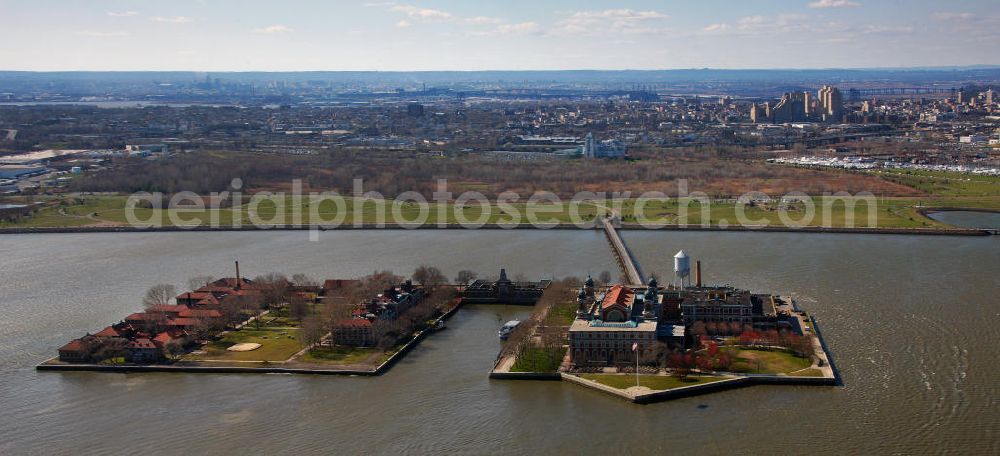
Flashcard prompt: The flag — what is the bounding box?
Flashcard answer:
[632,342,638,351]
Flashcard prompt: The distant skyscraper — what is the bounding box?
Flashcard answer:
[818,85,843,119]
[957,88,967,105]
[986,89,994,106]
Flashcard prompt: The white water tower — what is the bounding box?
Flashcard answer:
[674,250,691,288]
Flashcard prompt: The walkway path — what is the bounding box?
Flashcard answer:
[601,217,644,286]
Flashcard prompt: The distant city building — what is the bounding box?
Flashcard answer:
[581,132,626,158]
[124,143,169,157]
[406,102,424,117]
[751,85,844,123]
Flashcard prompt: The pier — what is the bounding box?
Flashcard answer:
[601,217,644,286]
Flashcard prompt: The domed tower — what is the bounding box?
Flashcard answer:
[576,287,590,318]
[585,274,595,296]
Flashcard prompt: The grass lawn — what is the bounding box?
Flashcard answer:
[187,327,304,362]
[579,374,729,391]
[792,367,827,377]
[725,348,812,375]
[511,347,565,373]
[545,300,578,326]
[4,191,998,230]
[300,345,378,365]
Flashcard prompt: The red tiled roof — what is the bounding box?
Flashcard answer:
[148,304,190,314]
[333,318,372,328]
[94,326,122,338]
[152,332,175,345]
[166,318,199,327]
[601,285,635,309]
[59,339,85,352]
[179,309,222,318]
[125,312,153,321]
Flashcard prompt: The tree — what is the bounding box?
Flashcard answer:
[254,273,290,308]
[597,270,612,285]
[289,295,309,321]
[300,314,326,347]
[412,265,446,290]
[292,273,318,287]
[163,339,186,360]
[187,276,214,291]
[142,284,177,309]
[454,270,478,287]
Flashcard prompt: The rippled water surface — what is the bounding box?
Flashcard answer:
[927,210,1000,229]
[0,230,997,455]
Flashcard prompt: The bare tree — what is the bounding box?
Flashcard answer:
[163,339,186,360]
[292,273,319,287]
[454,270,478,286]
[412,265,446,290]
[142,284,177,309]
[289,295,309,321]
[300,314,327,347]
[598,270,612,285]
[254,273,290,308]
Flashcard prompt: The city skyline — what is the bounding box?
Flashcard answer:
[1,0,998,71]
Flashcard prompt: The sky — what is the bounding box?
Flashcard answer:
[0,0,998,71]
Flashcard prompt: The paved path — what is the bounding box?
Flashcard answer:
[601,217,644,286]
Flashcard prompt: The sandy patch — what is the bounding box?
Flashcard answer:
[227,343,262,352]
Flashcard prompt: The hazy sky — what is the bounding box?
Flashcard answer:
[1,0,997,71]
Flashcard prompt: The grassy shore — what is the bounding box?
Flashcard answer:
[579,373,730,391]
[3,193,998,230]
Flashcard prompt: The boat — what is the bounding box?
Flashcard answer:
[498,320,520,340]
[434,320,447,331]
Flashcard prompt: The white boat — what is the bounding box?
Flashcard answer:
[498,320,520,340]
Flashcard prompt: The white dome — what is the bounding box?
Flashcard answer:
[674,250,688,258]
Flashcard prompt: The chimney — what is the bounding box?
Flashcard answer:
[696,260,702,288]
[235,260,241,289]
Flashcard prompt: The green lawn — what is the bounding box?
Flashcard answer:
[725,348,812,375]
[579,374,729,391]
[511,347,565,373]
[186,326,304,362]
[4,192,999,230]
[300,345,377,365]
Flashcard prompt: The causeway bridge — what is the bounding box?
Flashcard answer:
[600,217,644,286]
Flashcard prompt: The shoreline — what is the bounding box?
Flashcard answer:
[1,222,992,236]
[37,298,465,377]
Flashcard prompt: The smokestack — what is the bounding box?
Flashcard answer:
[235,260,241,289]
[696,260,702,288]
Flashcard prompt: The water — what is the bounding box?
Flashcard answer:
[927,210,1000,229]
[0,229,997,454]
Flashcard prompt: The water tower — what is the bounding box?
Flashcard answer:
[674,250,691,288]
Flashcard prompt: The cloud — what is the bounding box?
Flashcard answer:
[464,16,502,25]
[931,12,973,21]
[467,22,540,37]
[151,16,193,24]
[79,30,130,37]
[107,11,138,17]
[389,4,452,20]
[701,13,809,35]
[396,20,411,28]
[496,22,540,35]
[254,25,293,34]
[555,9,669,35]
[862,25,913,34]
[808,0,861,8]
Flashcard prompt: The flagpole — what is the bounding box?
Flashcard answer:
[634,342,639,388]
